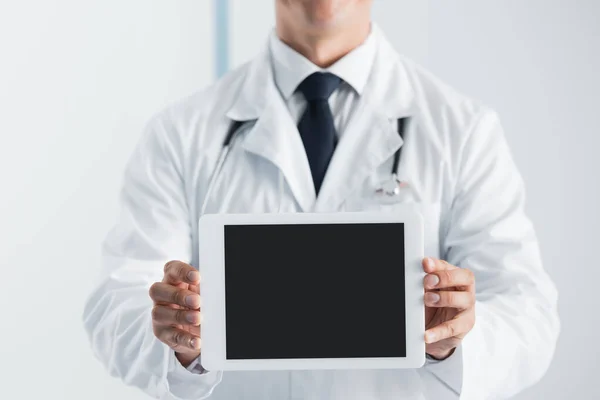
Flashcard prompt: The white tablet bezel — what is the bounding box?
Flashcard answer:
[198,210,425,371]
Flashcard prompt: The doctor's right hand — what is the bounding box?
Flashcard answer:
[149,260,202,367]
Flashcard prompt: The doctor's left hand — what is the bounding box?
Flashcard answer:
[422,257,476,360]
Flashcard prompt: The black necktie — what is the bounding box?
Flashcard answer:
[296,72,342,194]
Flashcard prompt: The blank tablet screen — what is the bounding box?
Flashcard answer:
[223,223,406,360]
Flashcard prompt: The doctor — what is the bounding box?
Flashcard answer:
[83,0,559,399]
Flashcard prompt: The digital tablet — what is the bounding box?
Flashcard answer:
[198,210,425,371]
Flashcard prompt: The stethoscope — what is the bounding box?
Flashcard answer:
[375,117,408,197]
[200,117,408,215]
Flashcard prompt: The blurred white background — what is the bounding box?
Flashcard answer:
[0,1,213,399]
[1,0,598,399]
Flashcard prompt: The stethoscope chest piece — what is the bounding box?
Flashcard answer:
[372,118,409,199]
[375,174,409,197]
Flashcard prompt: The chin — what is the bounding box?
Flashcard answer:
[305,17,341,32]
[302,0,351,30]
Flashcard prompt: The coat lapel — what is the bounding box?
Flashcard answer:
[226,43,316,212]
[314,100,403,212]
[315,25,417,212]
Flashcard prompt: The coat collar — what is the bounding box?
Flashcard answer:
[226,24,418,212]
[224,44,271,122]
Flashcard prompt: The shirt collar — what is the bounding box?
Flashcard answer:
[269,25,378,100]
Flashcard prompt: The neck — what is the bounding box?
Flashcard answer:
[276,21,371,68]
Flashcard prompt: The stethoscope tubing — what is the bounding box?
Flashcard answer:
[200,117,408,215]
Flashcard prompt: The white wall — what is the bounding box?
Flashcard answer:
[413,2,600,399]
[0,1,213,399]
[229,1,600,399]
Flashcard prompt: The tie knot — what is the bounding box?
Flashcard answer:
[297,72,342,102]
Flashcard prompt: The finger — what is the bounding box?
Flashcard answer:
[424,268,474,290]
[422,257,457,274]
[426,338,461,359]
[163,260,200,285]
[189,283,200,295]
[157,326,201,352]
[149,282,201,309]
[425,312,474,343]
[189,324,200,337]
[152,305,201,326]
[424,291,475,309]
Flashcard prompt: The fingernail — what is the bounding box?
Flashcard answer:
[185,295,199,308]
[187,270,200,282]
[425,331,436,343]
[424,274,439,288]
[186,312,199,324]
[190,338,200,349]
[426,257,435,269]
[425,292,440,304]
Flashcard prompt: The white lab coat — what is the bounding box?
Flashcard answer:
[83,25,559,400]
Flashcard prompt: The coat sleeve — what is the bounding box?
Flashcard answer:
[82,111,222,400]
[425,109,560,399]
